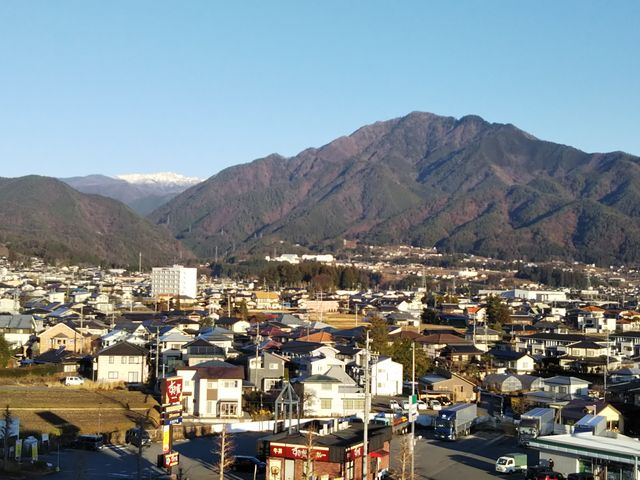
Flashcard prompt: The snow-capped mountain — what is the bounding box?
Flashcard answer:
[62,172,204,215]
[115,172,203,187]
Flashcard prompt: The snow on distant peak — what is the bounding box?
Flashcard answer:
[115,172,203,186]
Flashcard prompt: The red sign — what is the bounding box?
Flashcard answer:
[161,377,183,406]
[346,444,363,461]
[162,452,179,468]
[270,444,329,462]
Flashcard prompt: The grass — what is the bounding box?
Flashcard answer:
[0,385,159,438]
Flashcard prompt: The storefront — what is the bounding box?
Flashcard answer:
[261,421,391,480]
[529,432,640,480]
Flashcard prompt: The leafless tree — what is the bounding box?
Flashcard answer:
[2,405,12,471]
[215,426,234,480]
[396,435,413,480]
[303,425,318,480]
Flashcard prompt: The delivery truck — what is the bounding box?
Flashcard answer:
[372,412,409,435]
[573,414,607,436]
[518,407,555,446]
[495,453,528,474]
[434,403,477,440]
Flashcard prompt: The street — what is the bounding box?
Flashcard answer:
[40,428,534,480]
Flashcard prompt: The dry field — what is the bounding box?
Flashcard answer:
[1,385,159,438]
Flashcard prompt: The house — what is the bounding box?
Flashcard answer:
[254,291,281,310]
[419,372,477,403]
[94,341,149,383]
[182,338,226,366]
[243,351,287,392]
[38,322,93,355]
[465,326,502,347]
[487,349,536,374]
[177,361,244,418]
[559,399,623,432]
[414,333,470,359]
[524,375,590,405]
[440,344,484,365]
[0,314,37,348]
[515,333,602,358]
[293,374,365,417]
[215,317,250,334]
[610,367,640,384]
[370,356,403,396]
[296,355,345,378]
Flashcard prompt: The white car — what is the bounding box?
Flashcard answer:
[389,400,401,410]
[417,400,428,411]
[429,400,442,411]
[64,376,85,386]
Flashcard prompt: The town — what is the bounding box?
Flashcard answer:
[1,250,640,480]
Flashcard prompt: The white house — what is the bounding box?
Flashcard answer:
[294,374,365,417]
[94,342,149,383]
[370,356,403,396]
[176,361,244,418]
[0,314,37,348]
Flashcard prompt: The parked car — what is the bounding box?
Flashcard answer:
[567,474,594,480]
[534,472,565,480]
[389,400,401,410]
[417,400,428,411]
[231,456,266,472]
[125,427,151,447]
[71,434,104,451]
[64,376,85,386]
[526,465,551,479]
[429,400,442,411]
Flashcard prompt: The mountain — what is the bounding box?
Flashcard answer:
[149,111,640,265]
[62,172,203,215]
[0,176,193,266]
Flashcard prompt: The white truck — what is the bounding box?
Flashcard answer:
[495,453,528,474]
[434,403,477,440]
[518,407,555,446]
[574,414,607,436]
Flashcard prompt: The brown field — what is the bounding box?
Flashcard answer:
[1,386,159,437]
[316,312,361,328]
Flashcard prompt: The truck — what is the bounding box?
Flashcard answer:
[518,407,555,446]
[434,403,477,440]
[495,453,528,474]
[573,414,607,436]
[372,412,409,434]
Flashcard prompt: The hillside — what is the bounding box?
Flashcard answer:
[149,112,640,265]
[0,175,193,266]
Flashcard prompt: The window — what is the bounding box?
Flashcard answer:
[206,400,215,415]
[346,460,355,480]
[121,356,128,364]
[220,402,238,417]
[207,380,217,389]
[223,380,237,389]
[108,356,115,364]
[269,363,279,370]
[321,383,332,390]
[129,356,139,364]
[320,398,332,409]
[128,371,138,382]
[108,371,118,379]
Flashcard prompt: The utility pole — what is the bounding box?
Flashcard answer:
[363,330,371,480]
[411,341,416,480]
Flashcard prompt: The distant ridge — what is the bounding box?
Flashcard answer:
[62,172,203,215]
[149,111,640,265]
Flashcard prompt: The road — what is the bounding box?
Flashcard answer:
[40,427,534,480]
[393,428,537,480]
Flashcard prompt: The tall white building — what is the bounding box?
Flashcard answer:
[151,265,197,299]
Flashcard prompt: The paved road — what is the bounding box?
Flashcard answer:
[41,431,266,480]
[392,428,536,480]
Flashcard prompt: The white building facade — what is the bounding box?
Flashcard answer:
[151,265,197,299]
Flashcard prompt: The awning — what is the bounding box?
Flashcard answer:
[369,450,389,458]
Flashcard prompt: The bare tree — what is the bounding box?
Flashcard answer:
[396,435,413,480]
[2,405,12,471]
[215,426,234,480]
[303,426,317,480]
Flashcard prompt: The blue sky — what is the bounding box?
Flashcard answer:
[1,1,639,179]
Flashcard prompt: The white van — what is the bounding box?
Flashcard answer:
[64,376,85,386]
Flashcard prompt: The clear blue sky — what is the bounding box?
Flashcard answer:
[1,1,638,179]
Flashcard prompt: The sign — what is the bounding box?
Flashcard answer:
[162,410,183,420]
[346,444,363,461]
[161,417,183,426]
[408,394,418,421]
[161,451,179,468]
[161,377,183,406]
[161,425,170,454]
[269,444,329,462]
[163,404,183,415]
[15,439,22,460]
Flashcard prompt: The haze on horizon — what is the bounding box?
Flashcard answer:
[0,1,638,179]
